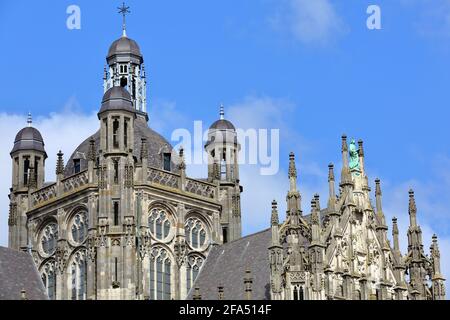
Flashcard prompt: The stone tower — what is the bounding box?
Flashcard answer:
[8,114,47,251]
[103,9,147,116]
[205,105,242,243]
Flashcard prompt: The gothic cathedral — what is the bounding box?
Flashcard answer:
[6,16,445,301]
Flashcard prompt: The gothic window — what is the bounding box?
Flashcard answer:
[23,157,30,185]
[113,160,119,184]
[40,222,58,256]
[113,201,120,226]
[70,251,87,300]
[41,261,56,300]
[185,217,208,250]
[163,153,171,171]
[124,118,129,148]
[113,119,119,149]
[148,208,173,241]
[70,211,88,245]
[186,255,204,293]
[74,159,81,174]
[104,119,108,149]
[34,157,40,182]
[149,247,172,300]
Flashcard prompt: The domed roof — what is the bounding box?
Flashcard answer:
[64,117,177,177]
[10,126,46,156]
[107,36,143,64]
[209,119,236,131]
[98,86,134,116]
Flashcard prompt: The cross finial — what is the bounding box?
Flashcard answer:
[220,103,225,120]
[27,113,32,127]
[118,2,131,37]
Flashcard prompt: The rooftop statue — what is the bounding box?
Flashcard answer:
[349,139,361,175]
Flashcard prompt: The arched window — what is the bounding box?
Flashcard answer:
[186,255,204,292]
[113,118,119,149]
[41,261,56,300]
[40,222,58,256]
[148,208,173,241]
[70,251,87,300]
[185,217,208,250]
[71,211,88,245]
[149,247,172,300]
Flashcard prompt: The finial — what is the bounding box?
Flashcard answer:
[220,103,225,120]
[341,134,348,152]
[56,150,64,176]
[288,152,297,179]
[375,178,381,195]
[27,113,32,127]
[328,163,335,181]
[358,139,364,157]
[178,146,186,171]
[118,2,131,37]
[271,200,279,226]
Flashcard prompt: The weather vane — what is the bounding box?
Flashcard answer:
[118,2,131,37]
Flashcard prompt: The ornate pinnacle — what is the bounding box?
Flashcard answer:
[178,146,186,171]
[311,199,319,225]
[328,163,335,182]
[27,113,32,127]
[271,200,279,226]
[220,103,225,120]
[288,152,297,179]
[375,178,381,196]
[409,189,417,219]
[140,138,148,160]
[358,139,364,157]
[392,217,399,235]
[341,134,348,153]
[56,151,64,175]
[88,137,96,162]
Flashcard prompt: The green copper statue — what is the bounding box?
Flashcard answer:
[349,139,361,175]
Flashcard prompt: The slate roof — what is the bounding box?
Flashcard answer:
[64,116,177,177]
[10,126,46,156]
[0,247,48,300]
[98,86,134,115]
[187,229,272,300]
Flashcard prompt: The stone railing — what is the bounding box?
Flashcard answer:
[147,167,180,189]
[31,183,57,207]
[185,178,216,199]
[31,170,90,208]
[146,167,216,200]
[62,170,89,194]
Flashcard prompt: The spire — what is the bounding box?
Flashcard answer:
[271,200,279,226]
[375,179,384,218]
[118,2,130,37]
[288,152,297,191]
[286,152,302,219]
[56,151,64,176]
[408,189,417,227]
[392,217,400,252]
[430,234,442,275]
[27,113,32,127]
[220,103,225,120]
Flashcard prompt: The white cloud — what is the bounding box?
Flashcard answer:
[270,0,347,45]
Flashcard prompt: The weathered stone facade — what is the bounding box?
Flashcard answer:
[7,30,242,300]
[6,20,445,301]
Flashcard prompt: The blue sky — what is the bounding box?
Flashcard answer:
[0,0,449,286]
